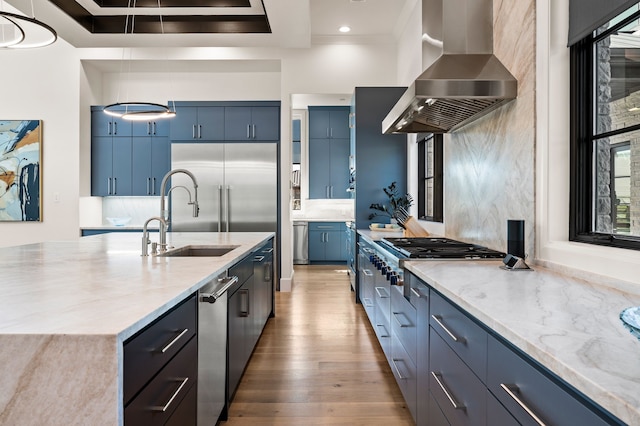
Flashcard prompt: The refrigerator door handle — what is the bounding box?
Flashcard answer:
[218,185,223,232]
[225,185,231,232]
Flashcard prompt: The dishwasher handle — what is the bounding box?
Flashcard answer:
[200,275,239,303]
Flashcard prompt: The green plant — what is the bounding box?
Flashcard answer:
[368,181,413,220]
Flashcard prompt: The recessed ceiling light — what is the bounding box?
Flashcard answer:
[339,26,351,33]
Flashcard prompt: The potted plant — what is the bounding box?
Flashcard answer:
[368,181,413,222]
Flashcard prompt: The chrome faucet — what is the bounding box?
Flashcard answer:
[159,168,199,252]
[141,216,167,256]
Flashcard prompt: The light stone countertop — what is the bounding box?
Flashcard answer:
[0,231,273,426]
[405,260,640,426]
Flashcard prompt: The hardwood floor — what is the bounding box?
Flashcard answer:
[221,265,414,425]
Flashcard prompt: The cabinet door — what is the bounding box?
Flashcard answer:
[329,138,350,199]
[329,108,350,139]
[170,106,198,140]
[132,137,152,195]
[309,109,331,139]
[111,138,133,196]
[91,136,114,196]
[308,138,331,198]
[410,276,430,426]
[224,106,252,140]
[324,231,342,261]
[91,111,113,137]
[251,106,279,140]
[308,230,325,261]
[132,119,170,137]
[227,285,249,401]
[292,119,301,141]
[198,106,225,140]
[150,136,170,196]
[292,140,301,164]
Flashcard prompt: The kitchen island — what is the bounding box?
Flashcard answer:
[0,232,273,426]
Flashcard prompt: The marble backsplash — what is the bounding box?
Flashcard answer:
[102,197,159,226]
[444,0,536,257]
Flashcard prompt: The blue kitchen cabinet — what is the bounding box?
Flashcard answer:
[91,109,132,137]
[132,136,170,195]
[224,106,279,141]
[169,106,225,141]
[308,137,349,199]
[308,222,347,262]
[132,118,170,137]
[308,106,350,139]
[91,136,133,196]
[292,119,301,164]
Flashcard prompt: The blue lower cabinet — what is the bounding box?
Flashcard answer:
[81,229,155,236]
[487,390,520,426]
[429,391,451,426]
[308,222,347,262]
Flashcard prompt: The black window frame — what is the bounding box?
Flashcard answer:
[417,133,443,223]
[570,9,640,251]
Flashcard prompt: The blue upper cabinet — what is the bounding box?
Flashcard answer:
[309,107,350,139]
[169,106,225,141]
[308,106,351,199]
[132,118,170,137]
[91,109,132,137]
[91,136,133,196]
[224,106,280,141]
[131,136,170,195]
[292,119,301,164]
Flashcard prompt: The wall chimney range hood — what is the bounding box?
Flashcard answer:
[382,0,517,134]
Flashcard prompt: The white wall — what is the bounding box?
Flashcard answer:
[0,40,81,248]
[537,0,640,284]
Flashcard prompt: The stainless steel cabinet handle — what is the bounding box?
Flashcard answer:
[192,124,196,139]
[108,122,112,135]
[391,359,407,380]
[160,328,189,353]
[217,185,223,232]
[107,177,111,195]
[349,112,355,128]
[198,124,202,139]
[363,297,374,307]
[362,269,373,277]
[201,276,238,303]
[113,121,117,135]
[254,255,265,262]
[330,186,334,198]
[431,372,465,410]
[147,122,151,135]
[152,121,157,135]
[247,124,251,139]
[317,225,333,229]
[152,377,189,412]
[393,312,410,327]
[152,177,156,195]
[113,177,117,194]
[374,287,388,298]
[252,124,256,139]
[262,248,274,253]
[330,127,333,138]
[375,324,389,337]
[225,185,230,232]
[500,384,547,426]
[326,128,330,138]
[147,178,151,195]
[410,288,422,298]
[431,314,463,343]
[240,288,250,317]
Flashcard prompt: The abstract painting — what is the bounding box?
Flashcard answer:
[0,120,42,221]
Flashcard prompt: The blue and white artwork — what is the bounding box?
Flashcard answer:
[0,120,42,221]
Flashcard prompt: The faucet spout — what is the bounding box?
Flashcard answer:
[141,216,167,256]
[159,168,200,231]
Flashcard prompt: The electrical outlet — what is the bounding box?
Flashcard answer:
[54,192,60,203]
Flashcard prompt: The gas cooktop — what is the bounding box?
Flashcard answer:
[379,237,505,259]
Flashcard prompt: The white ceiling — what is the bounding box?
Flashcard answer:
[5,0,412,48]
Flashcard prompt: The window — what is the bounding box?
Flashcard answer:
[571,3,640,250]
[417,133,443,222]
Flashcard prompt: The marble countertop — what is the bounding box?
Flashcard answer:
[405,260,640,425]
[0,231,273,425]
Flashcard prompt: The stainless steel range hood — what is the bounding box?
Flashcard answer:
[382,0,517,134]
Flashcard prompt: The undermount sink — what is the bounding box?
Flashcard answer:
[159,245,238,257]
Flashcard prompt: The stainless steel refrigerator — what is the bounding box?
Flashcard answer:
[169,143,278,233]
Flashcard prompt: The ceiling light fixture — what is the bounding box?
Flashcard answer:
[339,26,351,33]
[0,0,57,49]
[103,0,176,121]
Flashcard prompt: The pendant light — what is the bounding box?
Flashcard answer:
[0,0,57,49]
[103,0,175,121]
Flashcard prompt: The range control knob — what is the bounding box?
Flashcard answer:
[390,274,398,285]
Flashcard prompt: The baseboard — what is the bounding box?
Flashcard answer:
[279,273,293,292]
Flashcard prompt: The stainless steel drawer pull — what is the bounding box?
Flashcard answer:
[391,359,407,380]
[160,328,189,353]
[363,298,374,307]
[253,255,265,262]
[500,383,547,426]
[362,269,373,277]
[375,324,389,337]
[374,287,388,298]
[410,288,422,298]
[431,314,463,343]
[393,312,410,327]
[152,377,189,412]
[200,276,239,303]
[431,372,465,410]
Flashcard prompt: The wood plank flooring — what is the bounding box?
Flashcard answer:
[221,265,414,425]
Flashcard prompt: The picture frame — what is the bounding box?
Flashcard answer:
[0,120,42,222]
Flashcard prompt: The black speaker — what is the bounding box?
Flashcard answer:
[507,220,525,258]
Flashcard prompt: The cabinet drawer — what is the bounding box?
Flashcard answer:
[429,328,487,426]
[487,390,520,426]
[430,291,487,382]
[391,333,417,422]
[124,294,197,404]
[429,390,452,426]
[228,254,255,295]
[308,222,345,231]
[487,335,611,426]
[391,285,417,365]
[125,336,197,425]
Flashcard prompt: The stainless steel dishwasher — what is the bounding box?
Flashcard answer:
[293,221,309,264]
[198,274,238,424]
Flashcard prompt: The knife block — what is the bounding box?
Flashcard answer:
[402,216,430,237]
